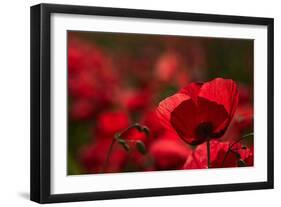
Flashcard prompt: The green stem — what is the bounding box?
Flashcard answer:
[102,138,116,173]
[221,132,254,167]
[119,123,142,137]
[101,123,148,173]
[207,139,211,168]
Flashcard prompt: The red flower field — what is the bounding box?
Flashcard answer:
[67,31,254,174]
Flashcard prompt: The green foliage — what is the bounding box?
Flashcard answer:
[67,122,91,175]
[207,39,253,85]
[136,141,147,155]
[117,138,131,152]
[238,159,247,167]
[68,155,82,175]
[158,85,179,102]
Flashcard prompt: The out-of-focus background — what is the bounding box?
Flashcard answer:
[1,0,280,207]
[67,31,254,175]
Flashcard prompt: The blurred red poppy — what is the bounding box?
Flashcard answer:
[70,99,95,121]
[68,35,118,121]
[156,78,239,145]
[121,88,152,113]
[149,132,192,170]
[154,51,190,88]
[183,140,253,169]
[237,84,253,105]
[122,127,147,143]
[155,52,180,82]
[235,104,253,132]
[120,128,150,170]
[141,110,166,139]
[220,103,253,144]
[79,139,127,173]
[95,111,130,138]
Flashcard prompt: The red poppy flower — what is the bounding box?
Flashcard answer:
[149,132,192,170]
[220,103,253,143]
[139,110,166,141]
[68,35,118,121]
[70,99,95,121]
[237,84,253,105]
[122,127,147,143]
[156,78,239,145]
[79,139,127,173]
[96,111,130,138]
[155,52,180,82]
[121,129,149,170]
[182,140,253,169]
[235,104,253,132]
[68,34,112,75]
[121,88,152,113]
[154,51,190,87]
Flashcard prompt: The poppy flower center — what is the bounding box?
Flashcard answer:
[195,122,214,139]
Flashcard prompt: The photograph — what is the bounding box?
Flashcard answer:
[67,31,254,175]
[29,3,273,203]
[0,0,278,206]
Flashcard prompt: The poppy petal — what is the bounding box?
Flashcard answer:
[170,97,228,144]
[198,78,239,135]
[156,93,191,131]
[149,135,192,170]
[156,78,239,145]
[170,99,199,144]
[180,82,203,102]
[198,78,239,117]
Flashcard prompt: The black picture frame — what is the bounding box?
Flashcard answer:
[30,3,274,204]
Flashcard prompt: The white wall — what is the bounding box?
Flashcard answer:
[0,0,279,206]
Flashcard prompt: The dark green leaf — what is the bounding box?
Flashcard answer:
[123,143,130,151]
[238,159,247,167]
[141,126,150,137]
[119,141,130,152]
[136,141,147,154]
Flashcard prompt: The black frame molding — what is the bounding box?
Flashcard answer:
[30,3,274,203]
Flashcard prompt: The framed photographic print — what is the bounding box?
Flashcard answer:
[30,3,274,203]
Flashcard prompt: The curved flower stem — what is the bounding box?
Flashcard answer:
[221,132,254,167]
[207,139,211,168]
[119,124,141,137]
[102,138,116,173]
[101,123,149,173]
